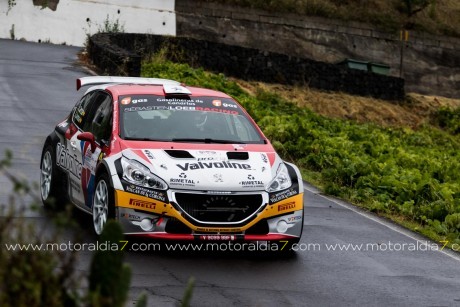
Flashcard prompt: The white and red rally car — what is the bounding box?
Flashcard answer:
[40,76,304,244]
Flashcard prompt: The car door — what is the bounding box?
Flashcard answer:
[68,91,112,209]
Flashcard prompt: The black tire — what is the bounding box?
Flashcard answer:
[92,172,116,235]
[40,144,67,209]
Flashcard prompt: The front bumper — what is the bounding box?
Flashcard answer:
[115,189,304,241]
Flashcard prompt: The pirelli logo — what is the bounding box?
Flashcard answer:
[129,199,156,210]
[278,202,296,212]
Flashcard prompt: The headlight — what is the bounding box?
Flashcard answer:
[266,163,292,192]
[121,157,168,190]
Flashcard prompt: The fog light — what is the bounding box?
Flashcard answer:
[276,220,288,233]
[140,218,154,231]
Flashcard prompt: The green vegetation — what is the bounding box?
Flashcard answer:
[432,106,460,135]
[0,151,198,305]
[203,0,460,37]
[97,14,125,34]
[142,56,460,247]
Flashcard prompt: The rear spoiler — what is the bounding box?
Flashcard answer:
[76,76,181,90]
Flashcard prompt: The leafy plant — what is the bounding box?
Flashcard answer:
[432,106,460,135]
[98,14,125,34]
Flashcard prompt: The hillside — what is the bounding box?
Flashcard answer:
[205,0,460,37]
[237,81,460,128]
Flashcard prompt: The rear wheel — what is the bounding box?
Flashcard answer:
[40,145,66,209]
[92,172,115,235]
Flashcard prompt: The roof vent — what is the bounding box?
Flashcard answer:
[163,84,192,95]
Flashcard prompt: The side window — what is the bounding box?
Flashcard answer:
[72,92,96,129]
[86,93,113,143]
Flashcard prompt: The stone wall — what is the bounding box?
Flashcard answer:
[175,0,460,98]
[88,33,404,100]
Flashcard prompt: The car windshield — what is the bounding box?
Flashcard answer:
[119,95,264,144]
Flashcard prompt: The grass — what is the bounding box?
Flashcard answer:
[202,0,460,38]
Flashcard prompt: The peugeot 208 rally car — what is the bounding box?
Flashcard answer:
[40,76,304,245]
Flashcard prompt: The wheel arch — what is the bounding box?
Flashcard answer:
[95,160,114,187]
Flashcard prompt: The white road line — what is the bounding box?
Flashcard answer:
[303,184,460,263]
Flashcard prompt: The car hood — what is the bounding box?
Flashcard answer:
[123,148,278,191]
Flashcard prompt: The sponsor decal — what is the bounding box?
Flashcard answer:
[143,150,154,160]
[119,100,128,107]
[261,153,268,163]
[212,100,222,107]
[287,216,302,222]
[82,142,99,173]
[124,184,167,202]
[129,199,156,210]
[197,157,217,161]
[77,106,86,116]
[278,202,296,212]
[56,143,82,179]
[132,98,147,104]
[195,106,238,115]
[239,180,264,188]
[213,174,223,183]
[196,227,242,233]
[121,213,142,221]
[74,113,83,123]
[121,97,131,105]
[70,178,81,193]
[157,98,203,105]
[223,103,237,109]
[269,187,298,204]
[112,106,118,133]
[81,141,99,207]
[98,152,104,162]
[170,173,196,187]
[199,235,237,240]
[176,161,251,171]
[168,101,195,106]
[57,121,69,129]
[123,105,240,115]
[239,174,263,188]
[196,150,221,161]
[198,151,217,155]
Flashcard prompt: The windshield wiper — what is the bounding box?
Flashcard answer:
[124,137,166,142]
[171,138,246,144]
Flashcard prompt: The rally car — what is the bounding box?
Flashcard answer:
[40,76,304,244]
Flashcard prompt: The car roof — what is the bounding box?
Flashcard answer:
[103,84,232,99]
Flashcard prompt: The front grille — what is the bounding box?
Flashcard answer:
[165,218,192,234]
[245,220,269,235]
[175,193,263,223]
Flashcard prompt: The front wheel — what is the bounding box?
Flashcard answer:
[92,173,115,235]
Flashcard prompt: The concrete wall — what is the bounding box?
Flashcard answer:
[176,0,460,98]
[0,0,175,46]
[88,33,404,100]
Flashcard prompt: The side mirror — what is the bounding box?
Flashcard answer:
[77,132,96,153]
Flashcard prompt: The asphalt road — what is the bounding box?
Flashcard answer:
[1,39,460,307]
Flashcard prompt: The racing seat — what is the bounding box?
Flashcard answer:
[123,111,145,138]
